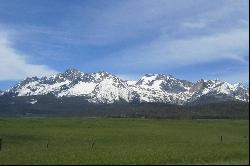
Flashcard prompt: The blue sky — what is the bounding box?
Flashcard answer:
[0,0,249,90]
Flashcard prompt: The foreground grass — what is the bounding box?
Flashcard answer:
[0,118,248,165]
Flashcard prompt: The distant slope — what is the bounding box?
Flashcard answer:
[0,95,248,119]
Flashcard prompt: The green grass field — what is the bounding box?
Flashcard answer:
[0,118,249,165]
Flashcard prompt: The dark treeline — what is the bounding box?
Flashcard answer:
[0,95,248,119]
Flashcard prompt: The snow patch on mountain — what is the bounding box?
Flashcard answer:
[15,80,70,96]
[126,80,137,86]
[89,74,135,103]
[58,82,97,97]
[27,98,38,104]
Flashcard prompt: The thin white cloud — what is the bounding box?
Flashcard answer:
[181,0,249,31]
[182,21,207,29]
[67,0,220,45]
[101,27,249,69]
[65,0,248,46]
[0,31,57,81]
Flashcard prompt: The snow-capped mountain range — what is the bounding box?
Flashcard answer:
[1,69,249,105]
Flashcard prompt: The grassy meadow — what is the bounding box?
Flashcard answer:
[0,118,249,165]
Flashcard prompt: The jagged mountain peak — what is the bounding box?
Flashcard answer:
[94,71,122,79]
[4,69,249,104]
[137,73,172,85]
[10,76,40,93]
[60,68,84,80]
[142,73,174,79]
[135,73,193,94]
[63,68,81,74]
[92,71,114,78]
[22,76,39,83]
[233,82,245,89]
[95,70,111,75]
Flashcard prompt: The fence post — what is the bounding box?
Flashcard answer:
[244,136,247,143]
[91,140,95,149]
[221,136,223,143]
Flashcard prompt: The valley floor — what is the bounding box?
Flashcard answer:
[0,118,249,165]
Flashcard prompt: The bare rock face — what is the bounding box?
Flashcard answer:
[189,79,206,93]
